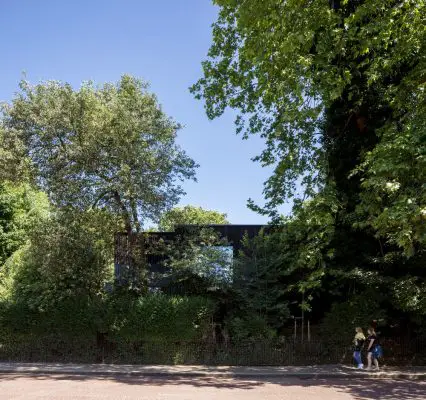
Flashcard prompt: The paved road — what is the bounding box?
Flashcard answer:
[0,374,425,400]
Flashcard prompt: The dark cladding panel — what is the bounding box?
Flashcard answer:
[174,224,267,249]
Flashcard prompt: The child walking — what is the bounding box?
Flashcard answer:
[353,327,365,369]
[366,327,380,370]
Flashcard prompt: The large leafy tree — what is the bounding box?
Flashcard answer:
[193,0,425,322]
[158,205,228,231]
[192,0,425,254]
[1,75,197,233]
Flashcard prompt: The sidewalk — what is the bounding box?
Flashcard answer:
[0,363,425,380]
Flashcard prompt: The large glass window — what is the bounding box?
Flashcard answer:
[189,245,234,286]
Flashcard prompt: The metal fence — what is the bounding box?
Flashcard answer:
[1,335,425,366]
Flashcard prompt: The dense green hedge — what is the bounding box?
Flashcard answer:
[0,293,215,342]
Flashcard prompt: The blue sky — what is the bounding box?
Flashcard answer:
[0,0,291,224]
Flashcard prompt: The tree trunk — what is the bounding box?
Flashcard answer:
[113,190,132,234]
[130,199,141,233]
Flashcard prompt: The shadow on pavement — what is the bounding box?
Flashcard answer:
[0,373,425,399]
[280,378,426,400]
[0,374,263,390]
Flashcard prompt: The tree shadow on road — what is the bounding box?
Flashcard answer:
[0,374,425,399]
[279,378,426,400]
[0,374,263,390]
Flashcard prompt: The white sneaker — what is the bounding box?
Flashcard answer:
[358,364,364,369]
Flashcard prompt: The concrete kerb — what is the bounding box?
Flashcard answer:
[0,363,425,380]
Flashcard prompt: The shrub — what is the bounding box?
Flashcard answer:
[1,210,116,311]
[320,292,388,342]
[227,315,276,341]
[0,293,216,344]
[116,293,215,341]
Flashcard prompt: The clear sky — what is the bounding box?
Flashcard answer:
[0,0,291,224]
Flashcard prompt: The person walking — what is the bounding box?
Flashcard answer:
[353,327,365,369]
[366,327,380,370]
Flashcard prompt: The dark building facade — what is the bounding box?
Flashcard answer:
[114,224,269,288]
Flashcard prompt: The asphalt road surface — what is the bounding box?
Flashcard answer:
[0,374,425,399]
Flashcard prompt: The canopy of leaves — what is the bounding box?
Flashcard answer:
[158,205,228,231]
[192,0,425,255]
[1,75,197,232]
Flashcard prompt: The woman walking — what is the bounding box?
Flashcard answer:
[366,327,380,370]
[353,327,365,369]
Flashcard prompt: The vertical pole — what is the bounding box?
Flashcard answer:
[308,320,311,342]
[301,292,305,343]
[294,318,297,340]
